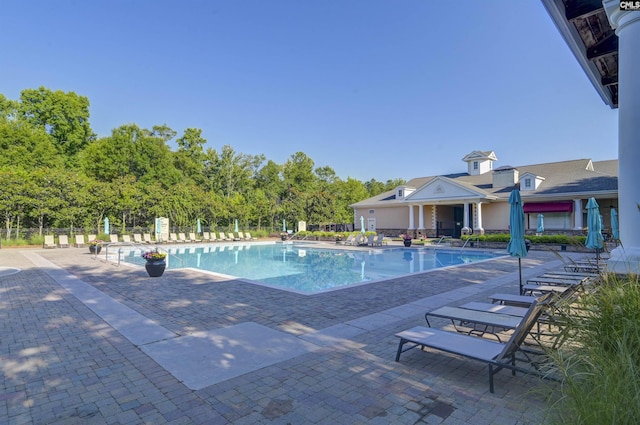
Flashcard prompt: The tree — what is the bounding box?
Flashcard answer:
[18,87,94,159]
[174,127,207,185]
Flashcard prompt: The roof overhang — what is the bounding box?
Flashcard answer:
[541,0,618,108]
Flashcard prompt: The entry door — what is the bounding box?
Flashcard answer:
[367,218,376,232]
[453,207,463,238]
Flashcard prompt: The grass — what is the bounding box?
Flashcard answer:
[548,273,640,424]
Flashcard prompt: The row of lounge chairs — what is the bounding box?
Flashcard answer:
[43,231,258,248]
[339,233,386,247]
[394,258,605,393]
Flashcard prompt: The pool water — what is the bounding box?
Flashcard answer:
[122,243,503,294]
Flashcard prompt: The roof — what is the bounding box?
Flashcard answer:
[541,0,618,108]
[351,158,618,208]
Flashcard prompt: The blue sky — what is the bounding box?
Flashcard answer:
[2,1,618,182]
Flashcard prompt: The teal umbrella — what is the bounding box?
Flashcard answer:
[506,190,528,294]
[360,216,365,235]
[197,218,201,234]
[104,217,110,235]
[234,219,238,233]
[536,214,544,233]
[611,208,619,241]
[282,219,286,232]
[585,197,604,261]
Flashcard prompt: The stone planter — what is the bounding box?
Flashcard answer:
[145,260,166,277]
[89,245,102,255]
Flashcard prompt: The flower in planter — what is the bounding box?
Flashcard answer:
[88,239,104,246]
[335,234,344,242]
[400,234,412,241]
[141,249,167,261]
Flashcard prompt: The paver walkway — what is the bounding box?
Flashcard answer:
[0,243,578,424]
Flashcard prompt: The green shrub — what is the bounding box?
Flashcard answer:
[549,274,640,424]
[460,233,586,245]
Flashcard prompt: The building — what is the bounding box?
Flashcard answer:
[351,150,618,239]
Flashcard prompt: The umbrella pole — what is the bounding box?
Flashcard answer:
[518,258,523,295]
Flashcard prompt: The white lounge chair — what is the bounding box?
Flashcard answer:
[122,235,131,243]
[201,232,211,242]
[74,234,86,248]
[109,234,119,243]
[189,232,201,242]
[395,295,551,393]
[44,235,56,249]
[133,234,143,244]
[219,232,229,241]
[143,233,153,243]
[58,235,70,248]
[169,233,181,243]
[244,232,256,240]
[228,232,240,241]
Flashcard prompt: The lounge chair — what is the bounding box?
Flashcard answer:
[395,295,551,393]
[109,234,119,243]
[228,232,240,241]
[74,234,86,248]
[58,235,70,248]
[339,234,355,245]
[244,232,256,240]
[373,234,385,246]
[122,235,131,243]
[189,232,202,242]
[143,233,153,243]
[365,234,376,246]
[169,233,181,243]
[237,231,248,240]
[353,234,365,246]
[43,235,56,249]
[219,232,229,241]
[201,232,211,242]
[133,234,143,244]
[210,232,218,242]
[424,306,522,341]
[88,234,97,243]
[178,233,188,243]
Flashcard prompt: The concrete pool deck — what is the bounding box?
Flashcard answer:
[0,242,580,424]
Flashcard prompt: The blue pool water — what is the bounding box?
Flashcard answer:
[122,243,503,294]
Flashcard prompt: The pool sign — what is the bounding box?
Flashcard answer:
[620,1,640,10]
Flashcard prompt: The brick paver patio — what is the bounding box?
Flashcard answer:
[0,242,573,424]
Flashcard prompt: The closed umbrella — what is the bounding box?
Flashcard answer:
[611,208,619,241]
[585,197,604,261]
[104,217,110,235]
[282,219,286,232]
[536,214,544,234]
[234,219,239,233]
[196,218,201,234]
[506,190,528,295]
[360,216,365,235]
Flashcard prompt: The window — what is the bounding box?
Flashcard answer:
[473,161,478,170]
[398,189,403,198]
[524,178,532,188]
[369,210,374,214]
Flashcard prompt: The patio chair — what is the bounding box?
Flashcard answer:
[244,232,256,240]
[58,235,70,248]
[210,232,218,242]
[133,234,143,244]
[43,235,56,249]
[189,232,202,242]
[219,232,229,241]
[373,234,385,246]
[88,234,97,243]
[109,234,119,243]
[339,234,355,245]
[74,234,86,248]
[365,234,376,246]
[122,235,131,243]
[169,233,181,243]
[178,233,188,243]
[424,306,522,341]
[395,295,551,393]
[227,232,240,241]
[143,233,153,243]
[201,232,211,242]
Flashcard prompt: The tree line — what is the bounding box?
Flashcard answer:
[0,87,404,239]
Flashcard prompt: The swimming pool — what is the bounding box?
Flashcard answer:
[121,243,503,294]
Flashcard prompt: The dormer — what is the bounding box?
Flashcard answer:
[395,185,415,200]
[462,150,497,176]
[492,166,519,188]
[519,172,545,191]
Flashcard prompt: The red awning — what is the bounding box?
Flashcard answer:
[523,201,573,213]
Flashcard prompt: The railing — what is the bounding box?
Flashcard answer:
[435,235,452,246]
[100,242,170,267]
[461,236,480,249]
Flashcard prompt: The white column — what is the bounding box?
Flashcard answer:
[432,205,437,231]
[573,199,583,230]
[604,4,640,273]
[463,202,470,228]
[408,205,415,230]
[418,205,425,230]
[474,202,484,234]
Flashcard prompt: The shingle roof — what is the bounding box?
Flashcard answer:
[351,158,617,207]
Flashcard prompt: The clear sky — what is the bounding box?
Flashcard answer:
[1,0,618,182]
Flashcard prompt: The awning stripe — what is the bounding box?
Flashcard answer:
[523,201,573,213]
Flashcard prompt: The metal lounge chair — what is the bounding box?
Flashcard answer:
[201,232,211,242]
[74,234,86,248]
[43,235,56,249]
[395,295,552,393]
[244,232,256,240]
[143,233,153,243]
[58,235,70,248]
[109,234,119,243]
[133,234,143,244]
[122,235,131,243]
[189,232,201,242]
